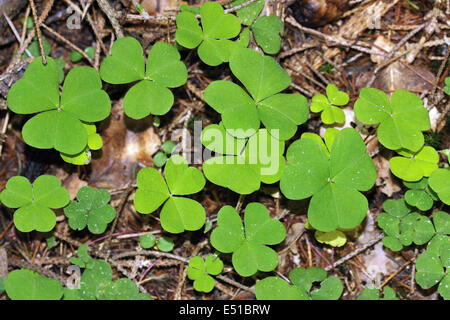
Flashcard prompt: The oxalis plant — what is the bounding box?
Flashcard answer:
[2,0,450,302]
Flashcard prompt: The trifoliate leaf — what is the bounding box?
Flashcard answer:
[70,244,94,268]
[134,155,206,233]
[354,88,430,152]
[60,123,102,165]
[5,269,63,300]
[255,267,343,300]
[429,169,450,205]
[389,146,439,182]
[176,2,241,66]
[7,57,111,155]
[210,48,307,140]
[252,15,284,54]
[280,128,377,232]
[202,124,285,194]
[404,177,437,211]
[210,203,286,277]
[0,175,69,232]
[187,255,223,293]
[100,38,187,119]
[310,84,349,125]
[64,186,116,234]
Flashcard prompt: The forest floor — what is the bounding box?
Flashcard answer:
[0,0,449,300]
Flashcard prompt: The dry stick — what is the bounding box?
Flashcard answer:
[3,13,32,58]
[40,23,95,67]
[324,233,384,272]
[430,43,450,105]
[224,0,259,13]
[380,257,415,289]
[29,0,46,64]
[216,275,254,293]
[96,0,124,38]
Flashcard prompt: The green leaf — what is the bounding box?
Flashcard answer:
[64,186,116,234]
[255,267,343,300]
[160,197,205,233]
[175,2,240,66]
[153,152,168,167]
[0,175,69,232]
[444,77,450,95]
[157,236,174,252]
[164,155,205,195]
[187,255,223,293]
[280,128,376,232]
[134,167,170,214]
[70,244,94,268]
[403,177,435,211]
[252,15,284,54]
[415,250,445,289]
[0,277,4,294]
[140,234,156,249]
[434,211,450,235]
[354,88,430,152]
[205,48,307,140]
[210,203,286,277]
[100,38,186,119]
[315,230,347,247]
[310,84,348,124]
[357,286,399,300]
[162,140,177,155]
[231,0,264,25]
[5,269,63,300]
[389,146,439,182]
[429,169,450,205]
[99,278,151,300]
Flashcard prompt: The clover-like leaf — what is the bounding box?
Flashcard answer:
[100,38,187,120]
[390,146,439,182]
[7,57,111,155]
[210,203,286,277]
[357,286,399,300]
[0,277,4,295]
[64,186,116,234]
[5,269,63,300]
[202,123,285,194]
[157,236,175,252]
[429,168,450,205]
[444,77,450,95]
[139,234,156,249]
[252,15,284,54]
[134,155,205,233]
[415,236,449,300]
[98,278,151,300]
[187,255,223,293]
[280,128,377,232]
[404,177,437,211]
[176,2,241,66]
[255,267,343,300]
[0,175,69,232]
[354,88,430,152]
[204,48,309,140]
[377,199,442,251]
[70,244,94,268]
[310,84,349,125]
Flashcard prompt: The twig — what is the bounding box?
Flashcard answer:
[324,233,384,271]
[96,0,124,38]
[380,257,415,288]
[29,0,46,64]
[225,0,258,13]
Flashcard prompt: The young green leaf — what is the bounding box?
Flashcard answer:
[252,15,284,54]
[60,123,103,165]
[175,2,241,66]
[100,38,187,120]
[187,255,223,293]
[280,128,377,232]
[0,175,69,232]
[389,146,439,182]
[357,286,399,300]
[202,123,285,194]
[210,203,286,277]
[7,57,111,155]
[310,84,349,125]
[5,269,63,300]
[70,244,94,268]
[134,155,206,233]
[354,88,430,152]
[204,48,308,140]
[255,267,343,300]
[429,168,450,205]
[64,186,116,234]
[315,230,347,247]
[444,77,450,95]
[139,234,156,249]
[157,236,175,252]
[404,177,437,211]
